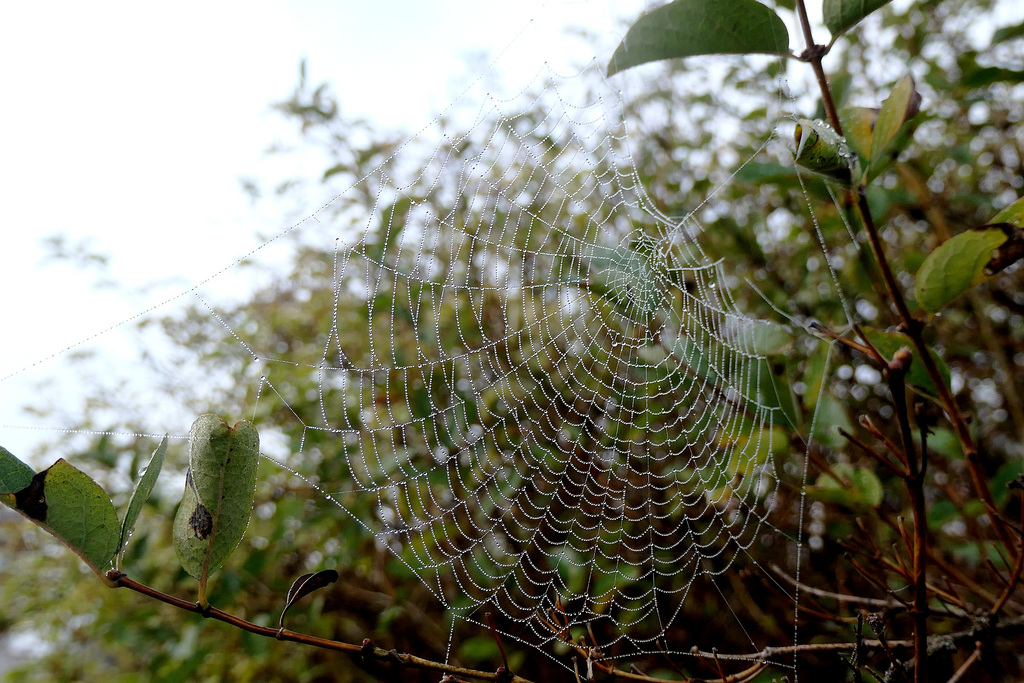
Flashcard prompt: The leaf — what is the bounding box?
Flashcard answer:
[990,195,1024,226]
[607,0,789,77]
[860,328,951,398]
[823,0,893,38]
[1,457,119,573]
[117,436,168,567]
[869,75,921,173]
[173,415,259,603]
[915,226,1009,314]
[278,569,340,629]
[0,446,35,494]
[838,106,878,162]
[793,119,854,186]
[993,20,1024,45]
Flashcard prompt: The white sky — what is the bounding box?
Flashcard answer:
[0,0,640,458]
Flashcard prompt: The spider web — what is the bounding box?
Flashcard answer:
[240,53,807,666]
[3,2,832,675]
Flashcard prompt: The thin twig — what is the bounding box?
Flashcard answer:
[944,643,982,683]
[769,563,895,608]
[107,571,534,683]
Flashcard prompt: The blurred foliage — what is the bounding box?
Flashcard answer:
[3,0,1024,680]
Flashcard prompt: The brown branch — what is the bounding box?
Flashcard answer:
[769,563,896,609]
[794,0,842,133]
[991,517,1024,615]
[886,348,930,683]
[104,567,1024,683]
[106,571,533,683]
[944,643,982,683]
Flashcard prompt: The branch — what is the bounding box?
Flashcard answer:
[104,569,1024,683]
[106,571,528,683]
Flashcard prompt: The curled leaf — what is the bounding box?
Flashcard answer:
[794,119,855,186]
[868,74,921,178]
[117,436,167,568]
[279,569,340,629]
[173,415,259,604]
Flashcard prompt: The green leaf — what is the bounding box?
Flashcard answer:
[1,457,119,573]
[173,415,259,604]
[808,463,884,508]
[868,75,921,174]
[915,227,1009,314]
[793,119,854,186]
[823,0,893,38]
[838,106,878,162]
[117,436,167,568]
[860,328,952,398]
[607,0,789,76]
[278,569,340,629]
[0,446,35,494]
[990,195,1024,226]
[993,20,1024,45]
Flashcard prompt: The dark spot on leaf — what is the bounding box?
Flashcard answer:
[14,470,48,522]
[189,503,213,539]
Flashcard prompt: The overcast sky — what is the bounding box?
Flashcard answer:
[0,0,644,457]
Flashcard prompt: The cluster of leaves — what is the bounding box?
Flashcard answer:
[2,0,1024,680]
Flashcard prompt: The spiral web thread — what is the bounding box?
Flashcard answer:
[238,56,800,668]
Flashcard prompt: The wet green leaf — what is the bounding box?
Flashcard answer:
[117,436,167,567]
[607,0,789,76]
[794,119,854,186]
[1,457,119,573]
[823,0,893,38]
[173,415,259,604]
[915,227,1009,314]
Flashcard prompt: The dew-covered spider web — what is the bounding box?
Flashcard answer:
[237,54,812,667]
[2,1,851,676]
